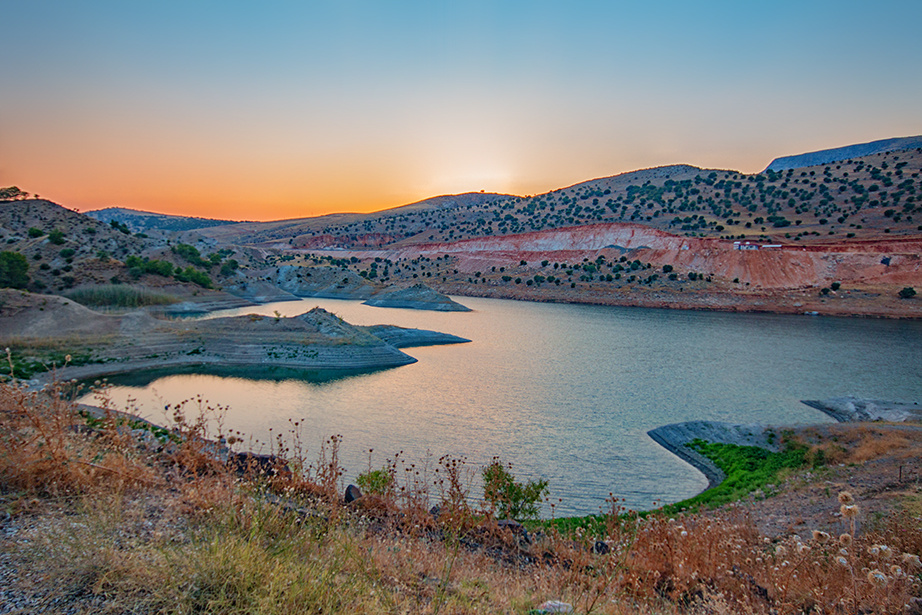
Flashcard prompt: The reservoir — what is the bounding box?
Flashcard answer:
[81,297,922,516]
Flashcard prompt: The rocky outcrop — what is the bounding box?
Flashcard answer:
[647,421,780,489]
[363,284,471,311]
[362,325,470,347]
[275,265,376,299]
[765,135,922,171]
[221,277,302,304]
[801,397,922,423]
[0,291,467,383]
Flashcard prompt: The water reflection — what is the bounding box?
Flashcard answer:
[80,297,922,516]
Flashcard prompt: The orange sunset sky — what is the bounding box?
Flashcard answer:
[2,2,921,222]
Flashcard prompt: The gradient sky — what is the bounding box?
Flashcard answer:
[2,1,921,221]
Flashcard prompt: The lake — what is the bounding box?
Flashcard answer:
[80,297,922,516]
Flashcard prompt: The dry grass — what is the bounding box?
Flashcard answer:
[2,381,921,614]
[795,423,922,465]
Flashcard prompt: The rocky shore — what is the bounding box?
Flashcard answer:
[0,290,469,385]
[647,421,780,489]
[648,397,922,496]
[801,396,922,423]
[363,283,471,311]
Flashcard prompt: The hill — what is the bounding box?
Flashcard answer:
[177,191,511,246]
[87,207,240,233]
[3,136,921,318]
[765,135,922,172]
[186,141,922,318]
[0,199,258,303]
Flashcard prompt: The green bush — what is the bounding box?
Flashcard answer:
[174,266,212,289]
[27,227,44,238]
[125,256,175,279]
[0,251,29,289]
[481,459,548,521]
[220,259,239,276]
[356,467,394,496]
[48,229,65,245]
[109,220,131,235]
[172,243,208,268]
[899,286,916,299]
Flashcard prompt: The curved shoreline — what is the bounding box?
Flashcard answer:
[648,398,922,500]
[647,421,779,490]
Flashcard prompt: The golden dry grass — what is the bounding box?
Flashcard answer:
[2,381,921,614]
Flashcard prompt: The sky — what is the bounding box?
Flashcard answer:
[2,1,921,221]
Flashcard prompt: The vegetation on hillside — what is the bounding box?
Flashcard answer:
[275,148,922,248]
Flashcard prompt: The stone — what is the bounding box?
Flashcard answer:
[533,600,574,613]
[344,484,362,503]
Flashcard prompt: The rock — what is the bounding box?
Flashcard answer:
[229,452,291,478]
[801,397,922,423]
[363,283,471,311]
[344,484,362,503]
[364,324,470,348]
[275,265,376,300]
[497,519,524,532]
[532,600,574,614]
[497,518,530,544]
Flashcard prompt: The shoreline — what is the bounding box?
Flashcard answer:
[647,421,780,490]
[439,284,922,320]
[648,397,922,504]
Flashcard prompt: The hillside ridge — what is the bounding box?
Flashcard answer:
[765,135,922,172]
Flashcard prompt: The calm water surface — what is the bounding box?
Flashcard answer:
[81,297,922,515]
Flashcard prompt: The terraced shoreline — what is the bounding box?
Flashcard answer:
[0,290,469,385]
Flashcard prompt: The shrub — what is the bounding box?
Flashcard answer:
[109,220,131,234]
[356,467,394,496]
[27,227,44,238]
[220,259,239,276]
[48,229,65,245]
[0,251,29,289]
[481,458,548,520]
[172,243,208,267]
[174,266,212,288]
[125,256,175,279]
[898,286,916,299]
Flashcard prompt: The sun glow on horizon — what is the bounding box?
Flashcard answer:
[2,2,921,222]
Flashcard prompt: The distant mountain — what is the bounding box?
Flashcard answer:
[764,135,922,172]
[87,207,239,233]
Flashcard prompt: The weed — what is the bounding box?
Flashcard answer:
[66,284,178,308]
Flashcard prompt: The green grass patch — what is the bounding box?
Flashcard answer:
[658,438,809,514]
[67,284,179,308]
[544,438,812,536]
[3,349,95,380]
[78,409,178,443]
